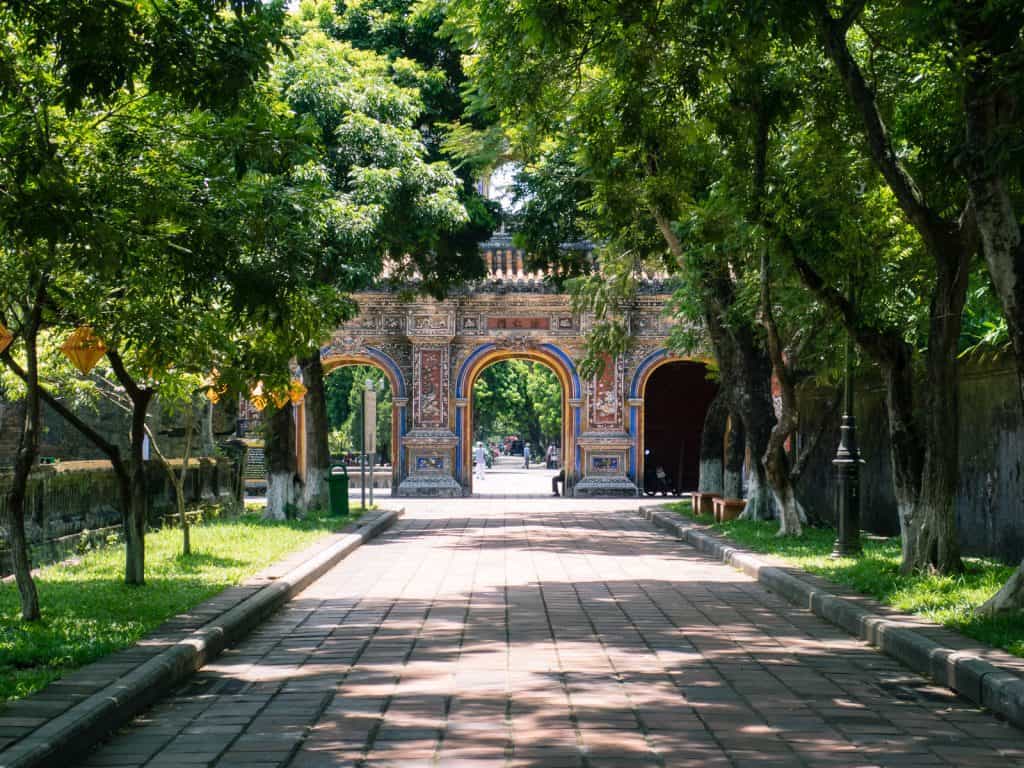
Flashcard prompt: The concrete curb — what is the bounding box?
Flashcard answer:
[0,508,403,768]
[639,505,1024,730]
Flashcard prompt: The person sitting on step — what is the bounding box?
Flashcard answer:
[552,468,565,496]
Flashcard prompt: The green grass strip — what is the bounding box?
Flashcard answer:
[663,500,1024,659]
[0,507,361,703]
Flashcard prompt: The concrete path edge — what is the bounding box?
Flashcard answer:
[639,505,1024,730]
[0,508,403,768]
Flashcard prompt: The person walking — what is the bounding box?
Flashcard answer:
[474,441,488,481]
[523,443,531,468]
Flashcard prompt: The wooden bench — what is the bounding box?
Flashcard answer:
[712,496,746,522]
[690,491,720,518]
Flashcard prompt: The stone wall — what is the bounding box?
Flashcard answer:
[795,356,1024,564]
[0,456,241,576]
[0,394,238,468]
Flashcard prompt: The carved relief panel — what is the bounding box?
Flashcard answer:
[587,353,625,431]
[412,345,450,429]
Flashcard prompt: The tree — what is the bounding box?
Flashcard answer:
[0,269,46,621]
[89,369,206,556]
[0,0,292,594]
[276,10,475,510]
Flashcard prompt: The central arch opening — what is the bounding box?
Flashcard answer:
[468,358,565,496]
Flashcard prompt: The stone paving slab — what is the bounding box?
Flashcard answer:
[67,501,1024,768]
[640,505,1024,731]
[0,509,400,768]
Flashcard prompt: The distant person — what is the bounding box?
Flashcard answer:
[523,443,531,468]
[546,444,558,469]
[552,468,565,496]
[474,441,488,481]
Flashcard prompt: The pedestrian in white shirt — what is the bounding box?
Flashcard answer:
[474,441,488,480]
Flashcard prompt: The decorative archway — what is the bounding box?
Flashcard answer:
[628,349,717,492]
[302,346,409,488]
[454,342,581,494]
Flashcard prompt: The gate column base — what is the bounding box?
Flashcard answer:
[573,476,639,497]
[395,430,462,497]
[573,432,639,497]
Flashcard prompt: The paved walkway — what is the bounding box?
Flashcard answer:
[472,456,559,497]
[77,501,1022,768]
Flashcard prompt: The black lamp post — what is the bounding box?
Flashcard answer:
[832,275,862,558]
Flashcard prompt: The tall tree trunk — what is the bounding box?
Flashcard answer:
[759,246,802,536]
[880,350,924,571]
[959,15,1024,606]
[724,412,746,499]
[960,10,1024,409]
[125,392,152,585]
[301,353,329,511]
[697,392,727,494]
[107,349,153,586]
[914,244,969,573]
[790,252,925,565]
[654,205,776,519]
[266,404,297,520]
[5,296,44,621]
[812,0,971,575]
[735,331,776,521]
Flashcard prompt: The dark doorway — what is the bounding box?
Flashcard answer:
[643,361,718,494]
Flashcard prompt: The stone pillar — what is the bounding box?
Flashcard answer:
[455,397,470,490]
[396,313,462,496]
[574,353,639,497]
[391,396,408,492]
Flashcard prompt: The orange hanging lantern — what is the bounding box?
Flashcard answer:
[271,389,289,409]
[203,370,227,404]
[249,381,268,412]
[288,380,307,405]
[0,322,13,356]
[60,326,107,375]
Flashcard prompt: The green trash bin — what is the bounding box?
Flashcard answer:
[327,464,350,517]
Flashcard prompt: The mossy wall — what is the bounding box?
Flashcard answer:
[0,457,240,575]
[796,355,1024,563]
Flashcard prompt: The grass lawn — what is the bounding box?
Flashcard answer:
[663,499,1024,659]
[0,507,362,703]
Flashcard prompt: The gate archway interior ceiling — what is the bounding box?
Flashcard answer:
[302,235,704,497]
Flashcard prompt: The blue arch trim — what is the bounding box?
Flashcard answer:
[320,345,408,399]
[538,343,582,399]
[455,343,498,399]
[455,342,581,399]
[629,348,670,399]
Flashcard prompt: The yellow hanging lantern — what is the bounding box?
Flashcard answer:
[60,326,107,375]
[249,381,268,412]
[271,389,289,409]
[0,322,13,356]
[288,380,307,405]
[204,387,221,405]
